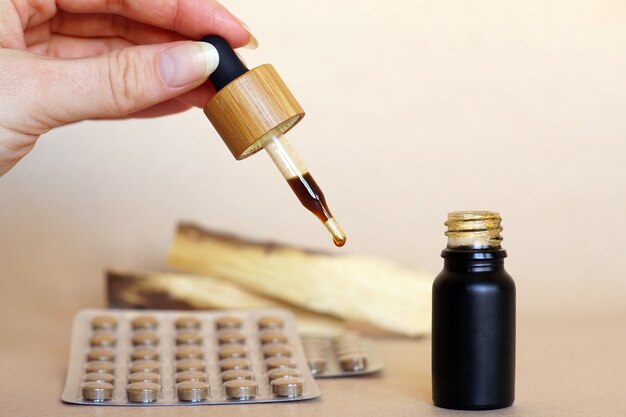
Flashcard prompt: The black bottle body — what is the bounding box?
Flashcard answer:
[432,249,516,410]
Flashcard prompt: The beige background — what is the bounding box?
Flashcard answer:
[1,0,625,415]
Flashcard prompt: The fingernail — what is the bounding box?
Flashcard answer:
[240,21,259,49]
[158,42,219,87]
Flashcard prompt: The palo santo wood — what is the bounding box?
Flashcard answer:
[106,270,344,334]
[167,224,433,336]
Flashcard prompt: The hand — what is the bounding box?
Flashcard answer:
[0,0,255,176]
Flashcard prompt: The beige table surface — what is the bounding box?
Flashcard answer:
[1,296,625,417]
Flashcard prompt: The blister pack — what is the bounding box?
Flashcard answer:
[302,332,384,377]
[61,308,320,406]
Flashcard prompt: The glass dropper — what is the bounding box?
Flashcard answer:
[261,133,346,247]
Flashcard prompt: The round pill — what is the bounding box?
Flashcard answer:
[338,352,369,372]
[130,360,159,373]
[265,356,297,370]
[218,344,246,359]
[87,347,115,362]
[177,381,209,402]
[83,372,115,383]
[219,357,250,372]
[132,315,158,331]
[176,345,204,360]
[223,379,257,400]
[132,315,158,330]
[91,315,117,331]
[258,315,284,330]
[126,382,160,403]
[175,316,201,330]
[131,347,159,361]
[132,330,159,347]
[175,370,208,383]
[176,331,202,345]
[217,330,245,345]
[262,344,292,359]
[89,331,117,348]
[307,356,327,375]
[128,371,161,384]
[85,361,115,374]
[259,330,288,345]
[271,377,304,397]
[176,359,206,372]
[215,315,242,330]
[267,367,302,381]
[81,381,114,401]
[221,369,254,382]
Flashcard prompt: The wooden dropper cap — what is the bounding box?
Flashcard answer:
[201,36,305,160]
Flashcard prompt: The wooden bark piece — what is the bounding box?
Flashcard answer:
[167,224,433,336]
[107,270,344,334]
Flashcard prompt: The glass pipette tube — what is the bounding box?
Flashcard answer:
[262,133,346,247]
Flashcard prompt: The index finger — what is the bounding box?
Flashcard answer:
[56,0,251,47]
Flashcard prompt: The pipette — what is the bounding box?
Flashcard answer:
[201,36,346,247]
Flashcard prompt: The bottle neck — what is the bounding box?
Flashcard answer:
[441,248,507,272]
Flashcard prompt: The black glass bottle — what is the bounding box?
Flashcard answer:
[432,211,515,410]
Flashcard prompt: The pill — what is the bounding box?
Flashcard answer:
[131,347,159,361]
[219,357,250,372]
[266,368,302,381]
[258,315,284,330]
[89,331,117,348]
[265,357,297,370]
[175,370,208,383]
[85,361,115,374]
[176,359,206,372]
[87,347,115,362]
[215,315,242,330]
[126,382,160,403]
[218,344,246,359]
[132,315,158,330]
[223,380,257,400]
[91,316,117,331]
[128,372,161,384]
[307,356,327,375]
[338,352,369,372]
[259,330,288,345]
[175,316,201,330]
[176,345,204,360]
[221,369,254,382]
[129,360,159,374]
[271,377,304,397]
[176,331,202,345]
[217,330,245,345]
[176,381,209,402]
[83,372,115,384]
[262,344,292,359]
[132,331,159,347]
[81,381,114,401]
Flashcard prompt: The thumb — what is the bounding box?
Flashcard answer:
[37,41,219,125]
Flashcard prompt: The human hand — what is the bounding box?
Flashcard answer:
[0,0,255,176]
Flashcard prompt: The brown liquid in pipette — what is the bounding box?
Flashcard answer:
[287,173,345,247]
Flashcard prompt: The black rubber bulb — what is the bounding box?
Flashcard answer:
[200,35,249,92]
